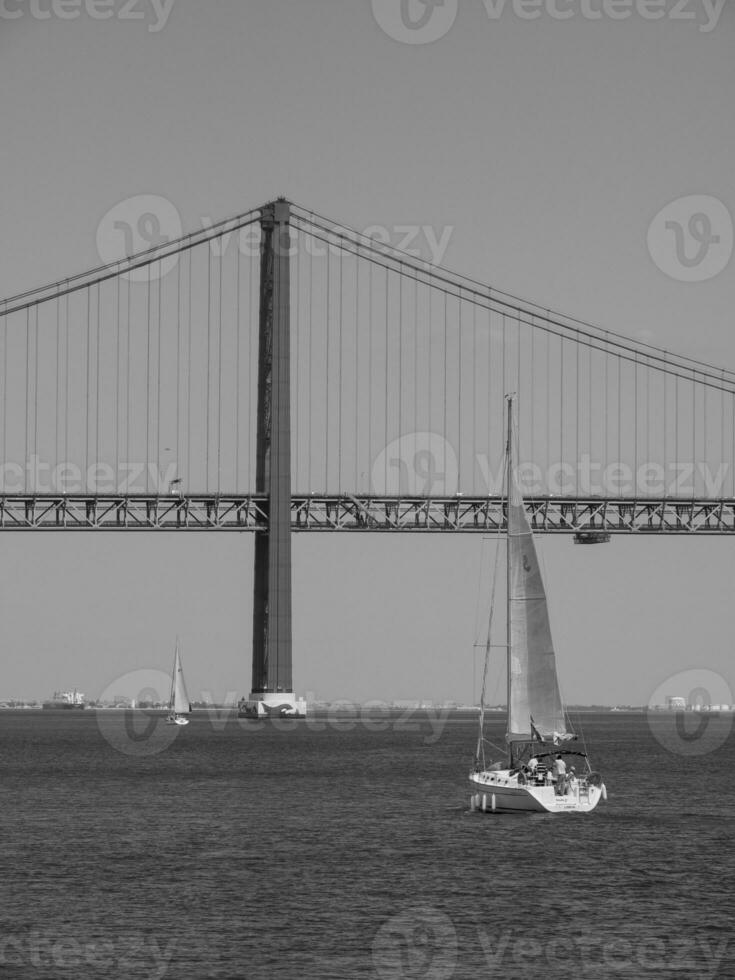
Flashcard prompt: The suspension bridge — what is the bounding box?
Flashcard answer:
[2,198,734,712]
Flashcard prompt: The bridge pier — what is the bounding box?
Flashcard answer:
[240,199,305,719]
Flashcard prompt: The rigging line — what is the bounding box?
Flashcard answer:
[292,209,735,381]
[1,212,263,314]
[398,261,403,453]
[475,450,507,765]
[292,221,735,389]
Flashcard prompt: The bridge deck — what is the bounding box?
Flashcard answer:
[0,494,732,534]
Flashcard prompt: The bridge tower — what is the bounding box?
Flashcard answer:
[240,199,305,718]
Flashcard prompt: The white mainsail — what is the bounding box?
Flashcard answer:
[170,646,191,715]
[507,451,570,745]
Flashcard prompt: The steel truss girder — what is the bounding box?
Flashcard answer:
[0,494,734,533]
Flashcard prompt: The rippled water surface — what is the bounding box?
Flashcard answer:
[1,710,733,979]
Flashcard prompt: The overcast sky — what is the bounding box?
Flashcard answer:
[0,0,733,707]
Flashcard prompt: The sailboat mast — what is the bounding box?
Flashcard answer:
[506,395,513,769]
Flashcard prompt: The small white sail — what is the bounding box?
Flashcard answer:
[171,646,191,715]
[507,452,570,744]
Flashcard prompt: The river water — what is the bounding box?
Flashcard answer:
[1,709,733,979]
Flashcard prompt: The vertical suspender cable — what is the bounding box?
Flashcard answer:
[457,292,462,488]
[326,248,331,490]
[235,243,240,490]
[116,273,121,486]
[443,292,448,494]
[218,245,223,492]
[338,245,343,493]
[356,253,361,492]
[308,232,313,490]
[384,266,389,492]
[206,245,212,493]
[96,282,101,479]
[368,257,373,492]
[146,264,152,491]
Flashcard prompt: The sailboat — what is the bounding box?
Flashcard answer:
[166,641,192,726]
[469,396,606,814]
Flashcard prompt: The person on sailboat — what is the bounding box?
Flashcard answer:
[552,755,567,794]
[568,768,578,797]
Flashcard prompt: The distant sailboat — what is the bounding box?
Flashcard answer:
[469,396,606,814]
[166,641,191,726]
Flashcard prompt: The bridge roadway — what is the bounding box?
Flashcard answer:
[0,493,733,534]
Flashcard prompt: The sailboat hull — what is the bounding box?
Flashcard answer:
[469,771,604,814]
[166,715,190,726]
